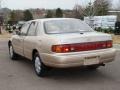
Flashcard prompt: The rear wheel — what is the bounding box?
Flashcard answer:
[34,52,49,77]
[9,45,18,60]
[87,65,100,70]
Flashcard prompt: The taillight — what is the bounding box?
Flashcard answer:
[52,45,71,53]
[106,41,112,48]
[52,41,112,53]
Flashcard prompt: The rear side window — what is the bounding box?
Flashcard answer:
[27,22,38,36]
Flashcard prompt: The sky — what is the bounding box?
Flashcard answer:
[1,0,118,10]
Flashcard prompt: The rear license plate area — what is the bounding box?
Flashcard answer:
[84,56,100,65]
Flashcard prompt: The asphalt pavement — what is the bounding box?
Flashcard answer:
[0,38,120,90]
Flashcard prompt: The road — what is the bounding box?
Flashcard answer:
[0,38,120,90]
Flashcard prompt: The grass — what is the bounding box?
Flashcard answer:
[112,35,120,44]
[0,32,12,39]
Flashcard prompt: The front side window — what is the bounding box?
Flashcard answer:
[20,22,30,36]
[27,22,38,36]
[44,19,94,34]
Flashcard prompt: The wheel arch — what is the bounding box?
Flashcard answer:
[32,49,39,61]
[8,40,12,48]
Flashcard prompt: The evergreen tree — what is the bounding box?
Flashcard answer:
[23,10,33,21]
[9,10,24,22]
[10,11,16,21]
[55,8,63,17]
[45,10,53,18]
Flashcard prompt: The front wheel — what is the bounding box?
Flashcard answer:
[9,45,18,60]
[34,53,49,77]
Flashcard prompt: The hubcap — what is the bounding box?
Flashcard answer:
[9,46,13,58]
[35,56,41,74]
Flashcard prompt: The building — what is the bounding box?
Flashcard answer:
[84,15,117,29]
[108,10,120,21]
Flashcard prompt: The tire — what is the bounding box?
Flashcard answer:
[33,52,49,77]
[87,65,100,70]
[9,44,18,60]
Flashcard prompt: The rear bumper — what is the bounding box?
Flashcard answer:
[40,48,116,68]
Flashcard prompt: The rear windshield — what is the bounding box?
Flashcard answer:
[44,19,94,34]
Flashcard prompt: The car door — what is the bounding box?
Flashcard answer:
[23,21,38,59]
[12,22,30,56]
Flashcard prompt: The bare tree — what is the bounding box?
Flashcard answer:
[72,4,86,19]
[93,0,110,16]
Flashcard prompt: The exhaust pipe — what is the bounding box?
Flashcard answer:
[101,63,105,66]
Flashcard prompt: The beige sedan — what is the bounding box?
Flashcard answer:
[8,18,116,77]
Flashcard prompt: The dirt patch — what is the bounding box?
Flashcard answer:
[0,33,12,39]
[112,35,120,44]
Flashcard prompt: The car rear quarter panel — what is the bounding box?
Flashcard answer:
[36,35,61,54]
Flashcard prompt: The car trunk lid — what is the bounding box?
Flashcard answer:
[51,32,112,53]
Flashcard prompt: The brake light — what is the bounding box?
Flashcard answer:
[52,45,71,53]
[106,41,112,48]
[52,41,112,53]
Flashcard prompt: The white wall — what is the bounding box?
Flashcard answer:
[84,15,117,29]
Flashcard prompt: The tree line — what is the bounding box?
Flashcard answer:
[10,8,63,22]
[0,0,111,34]
[9,0,110,21]
[10,10,33,22]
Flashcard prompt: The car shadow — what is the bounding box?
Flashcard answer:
[14,57,115,82]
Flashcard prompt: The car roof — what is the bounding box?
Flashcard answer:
[30,18,80,22]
